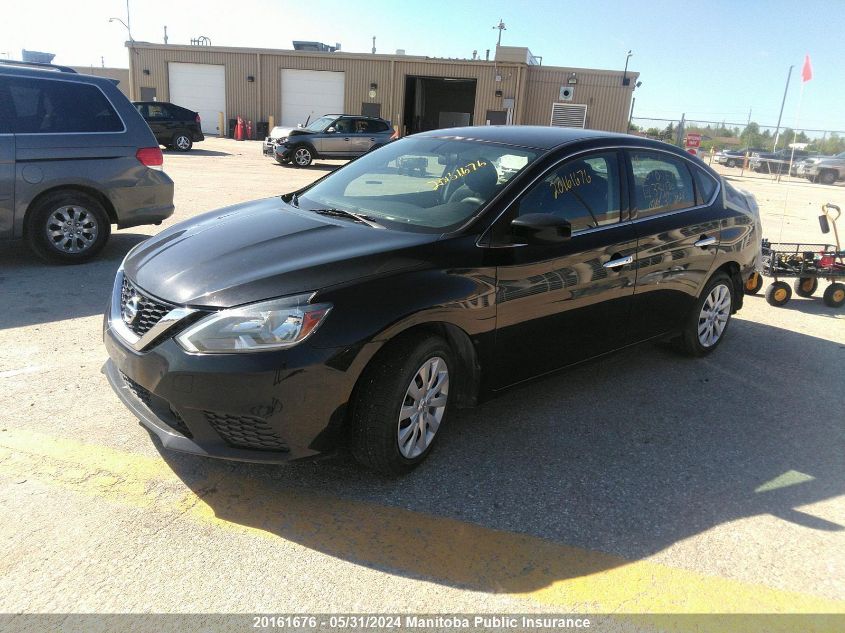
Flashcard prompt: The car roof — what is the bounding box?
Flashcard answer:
[0,63,117,88]
[415,125,657,151]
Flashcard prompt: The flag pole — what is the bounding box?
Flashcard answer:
[778,56,811,241]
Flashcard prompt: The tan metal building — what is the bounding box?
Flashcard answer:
[69,66,131,98]
[126,41,638,137]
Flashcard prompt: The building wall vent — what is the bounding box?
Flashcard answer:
[550,103,587,128]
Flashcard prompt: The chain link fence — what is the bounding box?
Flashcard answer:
[630,116,845,156]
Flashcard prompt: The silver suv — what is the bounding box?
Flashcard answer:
[0,61,174,264]
[796,151,845,185]
[272,114,394,167]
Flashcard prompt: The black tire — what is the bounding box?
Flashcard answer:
[744,272,763,295]
[726,158,737,168]
[822,283,845,308]
[351,334,454,475]
[819,170,837,185]
[291,145,314,167]
[793,277,818,297]
[765,281,792,307]
[172,133,193,152]
[675,272,735,356]
[25,190,111,264]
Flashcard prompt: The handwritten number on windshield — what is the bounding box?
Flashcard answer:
[428,160,488,191]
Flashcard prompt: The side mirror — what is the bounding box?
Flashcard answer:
[325,127,336,134]
[510,213,571,245]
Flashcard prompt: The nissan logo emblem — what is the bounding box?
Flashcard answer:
[122,296,142,326]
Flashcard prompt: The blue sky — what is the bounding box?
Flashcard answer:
[3,0,842,131]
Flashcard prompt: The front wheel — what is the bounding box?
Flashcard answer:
[819,170,837,185]
[172,133,193,152]
[351,335,454,475]
[25,190,111,264]
[823,283,845,308]
[765,281,792,307]
[726,158,737,168]
[292,145,314,167]
[675,273,734,357]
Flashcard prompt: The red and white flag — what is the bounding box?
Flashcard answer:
[801,54,813,82]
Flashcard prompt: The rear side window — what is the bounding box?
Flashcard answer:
[367,120,389,133]
[8,77,123,134]
[692,165,718,203]
[630,150,695,217]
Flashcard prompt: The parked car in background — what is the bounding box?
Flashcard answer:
[263,125,296,157]
[274,114,394,166]
[750,148,815,173]
[0,61,174,264]
[133,101,204,151]
[104,126,761,474]
[796,151,845,184]
[715,147,765,168]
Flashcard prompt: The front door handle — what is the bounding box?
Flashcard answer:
[694,236,717,248]
[603,254,633,269]
[343,137,351,141]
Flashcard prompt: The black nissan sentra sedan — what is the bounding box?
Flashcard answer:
[103,126,762,474]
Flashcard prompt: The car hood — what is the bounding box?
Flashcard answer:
[268,127,295,139]
[123,197,439,308]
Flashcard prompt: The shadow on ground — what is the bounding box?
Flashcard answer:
[163,149,232,157]
[155,317,845,594]
[0,233,149,329]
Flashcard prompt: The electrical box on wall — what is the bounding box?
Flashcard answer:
[559,86,574,101]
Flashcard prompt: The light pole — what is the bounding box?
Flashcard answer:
[109,17,133,42]
[109,0,133,41]
[622,50,633,86]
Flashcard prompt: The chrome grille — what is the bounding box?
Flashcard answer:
[120,277,171,337]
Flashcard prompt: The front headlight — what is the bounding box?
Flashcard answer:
[176,293,331,353]
[277,137,288,144]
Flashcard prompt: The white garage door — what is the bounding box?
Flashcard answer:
[280,69,345,127]
[168,63,225,135]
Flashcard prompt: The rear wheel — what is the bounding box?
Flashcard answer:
[823,283,845,308]
[351,334,454,474]
[765,281,792,307]
[726,158,737,168]
[794,277,818,297]
[172,133,193,152]
[292,145,314,167]
[675,272,734,356]
[25,190,111,264]
[744,272,763,295]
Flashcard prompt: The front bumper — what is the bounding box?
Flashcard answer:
[797,164,819,176]
[103,322,355,464]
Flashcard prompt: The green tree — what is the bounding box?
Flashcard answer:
[660,122,676,142]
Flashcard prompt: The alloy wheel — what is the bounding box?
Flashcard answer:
[176,135,191,150]
[294,148,311,166]
[397,356,449,459]
[698,283,731,347]
[45,205,99,254]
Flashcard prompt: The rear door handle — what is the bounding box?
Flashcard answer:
[343,137,351,141]
[694,236,717,248]
[603,254,633,269]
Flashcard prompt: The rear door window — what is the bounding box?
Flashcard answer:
[8,77,123,134]
[629,150,695,217]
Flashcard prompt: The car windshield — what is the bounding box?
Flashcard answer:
[304,116,336,132]
[294,136,540,233]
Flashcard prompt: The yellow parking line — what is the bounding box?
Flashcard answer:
[2,428,843,629]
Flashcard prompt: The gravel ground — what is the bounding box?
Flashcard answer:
[1,137,843,626]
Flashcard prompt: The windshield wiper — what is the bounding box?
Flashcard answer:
[311,208,384,229]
